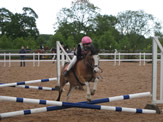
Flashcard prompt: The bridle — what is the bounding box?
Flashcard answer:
[83,52,103,74]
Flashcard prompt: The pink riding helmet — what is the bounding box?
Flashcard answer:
[81,36,92,44]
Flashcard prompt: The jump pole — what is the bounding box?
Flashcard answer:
[0,78,57,88]
[0,83,56,91]
[0,92,151,105]
[13,85,57,91]
[0,92,157,119]
[0,103,157,119]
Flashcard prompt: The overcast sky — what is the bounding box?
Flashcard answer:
[0,0,163,34]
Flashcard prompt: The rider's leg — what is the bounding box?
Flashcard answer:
[63,55,77,75]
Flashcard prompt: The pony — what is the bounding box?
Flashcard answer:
[56,48,100,102]
[34,46,49,59]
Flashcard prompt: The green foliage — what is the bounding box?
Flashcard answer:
[0,35,12,49]
[0,7,39,39]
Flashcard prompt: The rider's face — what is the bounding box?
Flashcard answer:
[83,43,91,50]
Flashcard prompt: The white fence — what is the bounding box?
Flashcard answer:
[0,52,158,67]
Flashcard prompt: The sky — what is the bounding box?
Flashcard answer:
[0,0,163,35]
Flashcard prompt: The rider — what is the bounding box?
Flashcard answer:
[63,36,99,76]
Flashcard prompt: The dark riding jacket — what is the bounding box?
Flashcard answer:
[74,43,97,60]
[19,49,26,60]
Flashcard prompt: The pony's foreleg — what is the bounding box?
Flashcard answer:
[66,85,75,102]
[85,82,91,102]
[91,77,99,95]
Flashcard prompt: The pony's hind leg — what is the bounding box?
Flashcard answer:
[66,84,75,102]
[56,76,67,101]
[91,77,99,95]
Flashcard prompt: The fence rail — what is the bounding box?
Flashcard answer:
[0,52,159,67]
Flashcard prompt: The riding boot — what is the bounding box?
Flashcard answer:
[63,56,77,76]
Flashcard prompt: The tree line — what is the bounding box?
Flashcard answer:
[0,0,163,52]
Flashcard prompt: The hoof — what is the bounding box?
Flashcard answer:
[87,98,91,102]
[87,94,91,102]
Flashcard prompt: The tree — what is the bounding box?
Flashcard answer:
[116,10,161,37]
[116,10,162,52]
[0,8,13,35]
[0,7,39,39]
[55,0,99,43]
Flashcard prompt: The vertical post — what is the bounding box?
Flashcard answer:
[144,52,146,66]
[152,38,158,103]
[33,53,35,67]
[118,52,120,66]
[139,52,141,66]
[114,52,116,66]
[9,53,11,67]
[37,53,40,67]
[160,52,163,100]
[4,53,6,67]
[56,41,60,86]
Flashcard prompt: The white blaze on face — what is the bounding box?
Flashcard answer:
[93,55,100,73]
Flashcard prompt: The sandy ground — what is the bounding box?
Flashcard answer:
[0,61,163,122]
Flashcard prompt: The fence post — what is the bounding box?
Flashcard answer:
[9,53,11,67]
[144,52,146,66]
[37,53,40,67]
[114,52,117,66]
[56,41,60,86]
[4,53,6,67]
[152,38,157,103]
[139,52,141,66]
[33,53,35,67]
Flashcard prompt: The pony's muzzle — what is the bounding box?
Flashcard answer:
[93,67,100,73]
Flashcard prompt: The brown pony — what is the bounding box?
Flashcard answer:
[34,46,49,53]
[56,49,100,102]
[34,46,49,59]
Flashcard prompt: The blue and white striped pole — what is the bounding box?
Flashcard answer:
[0,78,57,88]
[0,92,151,105]
[0,103,157,119]
[13,85,57,91]
[0,83,56,91]
[0,92,156,119]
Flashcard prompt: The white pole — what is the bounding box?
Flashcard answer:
[9,53,11,67]
[114,52,116,66]
[118,52,120,66]
[144,52,146,66]
[152,37,158,103]
[139,52,141,66]
[37,53,40,67]
[56,41,60,86]
[33,53,35,67]
[4,53,6,67]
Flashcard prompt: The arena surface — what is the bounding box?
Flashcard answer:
[0,61,163,122]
